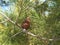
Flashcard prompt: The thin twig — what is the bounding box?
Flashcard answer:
[11,31,23,38]
[0,19,8,24]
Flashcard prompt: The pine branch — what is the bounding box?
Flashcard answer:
[0,12,59,42]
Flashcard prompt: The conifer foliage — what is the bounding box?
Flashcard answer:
[0,0,60,45]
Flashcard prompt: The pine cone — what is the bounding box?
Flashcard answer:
[21,17,30,30]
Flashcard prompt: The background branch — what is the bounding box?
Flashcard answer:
[0,19,8,24]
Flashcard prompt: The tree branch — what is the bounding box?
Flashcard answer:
[0,12,59,42]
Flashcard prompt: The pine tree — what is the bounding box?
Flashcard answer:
[0,0,60,45]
